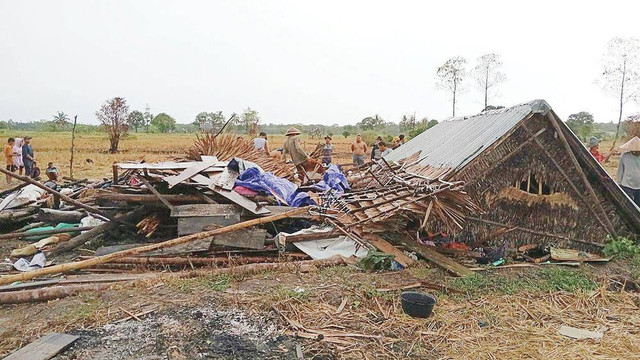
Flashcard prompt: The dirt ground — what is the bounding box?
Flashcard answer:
[1,262,639,359]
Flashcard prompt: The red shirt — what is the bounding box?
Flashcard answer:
[590,147,605,163]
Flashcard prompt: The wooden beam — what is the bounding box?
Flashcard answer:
[394,238,473,277]
[137,176,174,211]
[547,114,617,236]
[163,160,217,188]
[96,192,204,203]
[4,333,79,360]
[358,233,416,268]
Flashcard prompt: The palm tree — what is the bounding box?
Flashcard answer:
[53,111,70,129]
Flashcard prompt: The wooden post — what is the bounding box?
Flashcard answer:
[70,115,77,178]
[112,163,119,185]
[137,175,174,211]
[547,114,617,236]
[0,207,307,285]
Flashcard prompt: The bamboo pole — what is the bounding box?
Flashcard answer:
[0,207,307,285]
[0,166,118,223]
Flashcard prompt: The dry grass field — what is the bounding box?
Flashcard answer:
[0,131,626,191]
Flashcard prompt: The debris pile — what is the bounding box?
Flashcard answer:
[0,133,612,306]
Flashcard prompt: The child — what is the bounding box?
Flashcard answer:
[46,162,59,181]
[321,136,333,164]
[4,137,15,184]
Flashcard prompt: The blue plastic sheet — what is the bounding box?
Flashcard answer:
[313,164,350,194]
[235,167,315,207]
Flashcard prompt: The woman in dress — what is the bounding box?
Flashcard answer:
[12,137,24,175]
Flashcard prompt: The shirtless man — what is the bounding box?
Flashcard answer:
[351,134,368,166]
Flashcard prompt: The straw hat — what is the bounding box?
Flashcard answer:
[620,136,640,152]
[285,127,301,136]
[587,137,600,148]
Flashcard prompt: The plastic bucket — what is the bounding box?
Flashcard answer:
[401,292,437,318]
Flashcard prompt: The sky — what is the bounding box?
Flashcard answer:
[1,0,639,125]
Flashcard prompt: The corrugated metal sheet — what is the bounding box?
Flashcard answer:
[385,99,552,172]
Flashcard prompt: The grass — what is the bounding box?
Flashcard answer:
[271,285,310,302]
[166,274,232,293]
[448,267,599,296]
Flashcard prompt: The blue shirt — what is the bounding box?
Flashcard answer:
[22,144,34,165]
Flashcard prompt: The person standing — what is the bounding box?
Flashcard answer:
[379,141,392,158]
[321,136,333,164]
[12,137,24,175]
[4,137,15,184]
[371,136,382,160]
[282,127,324,182]
[616,136,640,206]
[351,134,367,166]
[22,136,36,178]
[587,137,616,164]
[253,131,270,154]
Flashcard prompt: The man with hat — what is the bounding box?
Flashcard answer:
[321,135,333,164]
[282,127,325,182]
[617,136,640,206]
[587,137,616,164]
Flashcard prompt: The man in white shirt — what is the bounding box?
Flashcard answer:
[253,132,270,154]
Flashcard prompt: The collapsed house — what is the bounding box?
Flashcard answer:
[386,99,640,248]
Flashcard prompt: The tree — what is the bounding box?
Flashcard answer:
[127,110,145,132]
[597,37,640,149]
[52,111,70,129]
[194,111,226,130]
[95,97,130,153]
[151,113,177,133]
[436,57,467,117]
[342,130,351,138]
[472,53,506,109]
[399,114,416,132]
[241,108,260,136]
[143,104,153,132]
[359,115,384,130]
[566,111,595,141]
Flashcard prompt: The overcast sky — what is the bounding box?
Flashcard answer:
[1,0,639,125]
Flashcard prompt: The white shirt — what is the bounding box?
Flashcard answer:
[253,137,267,151]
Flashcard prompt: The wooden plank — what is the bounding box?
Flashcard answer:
[359,233,416,268]
[209,186,270,215]
[4,333,79,360]
[116,161,226,170]
[211,228,267,249]
[137,176,174,211]
[164,161,217,188]
[177,215,241,235]
[395,238,473,277]
[171,204,239,218]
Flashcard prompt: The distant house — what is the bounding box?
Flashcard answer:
[385,99,640,248]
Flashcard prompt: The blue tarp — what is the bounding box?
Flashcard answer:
[235,167,315,207]
[313,164,350,194]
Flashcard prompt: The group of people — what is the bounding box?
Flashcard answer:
[587,136,640,206]
[3,136,59,185]
[251,129,407,182]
